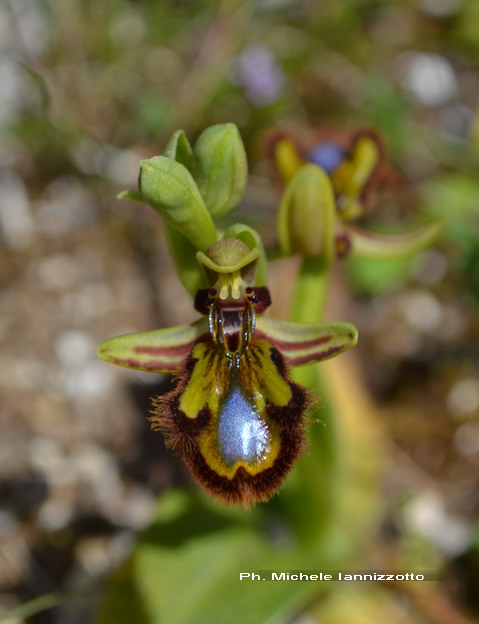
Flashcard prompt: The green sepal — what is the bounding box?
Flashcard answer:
[97,318,208,373]
[139,156,217,252]
[223,223,268,287]
[278,164,336,261]
[255,316,358,367]
[164,224,208,296]
[192,123,248,217]
[347,220,442,259]
[163,129,193,170]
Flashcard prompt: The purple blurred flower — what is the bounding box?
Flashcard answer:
[233,45,285,106]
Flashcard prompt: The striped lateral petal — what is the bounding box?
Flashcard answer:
[347,221,441,259]
[255,316,358,367]
[97,318,208,373]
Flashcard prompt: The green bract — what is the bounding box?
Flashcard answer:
[192,123,248,217]
[139,155,217,252]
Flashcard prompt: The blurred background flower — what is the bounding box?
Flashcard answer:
[231,44,286,106]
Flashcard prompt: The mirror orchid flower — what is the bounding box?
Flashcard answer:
[98,237,357,508]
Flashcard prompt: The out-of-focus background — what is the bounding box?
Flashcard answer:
[1,1,479,623]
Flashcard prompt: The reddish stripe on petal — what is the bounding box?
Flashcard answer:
[109,356,180,372]
[287,345,344,366]
[255,333,332,352]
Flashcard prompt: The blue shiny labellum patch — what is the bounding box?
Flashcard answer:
[217,373,271,466]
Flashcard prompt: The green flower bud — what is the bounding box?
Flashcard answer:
[139,155,217,252]
[278,164,336,262]
[192,123,247,217]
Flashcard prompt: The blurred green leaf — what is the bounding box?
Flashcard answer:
[94,492,336,624]
[345,254,414,295]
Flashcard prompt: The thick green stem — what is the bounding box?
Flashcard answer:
[280,256,340,549]
[290,257,329,323]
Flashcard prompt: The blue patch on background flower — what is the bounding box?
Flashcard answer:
[308,142,345,174]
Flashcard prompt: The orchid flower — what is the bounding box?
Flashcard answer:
[268,128,441,261]
[98,123,358,508]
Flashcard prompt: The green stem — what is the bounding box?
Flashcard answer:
[291,257,329,323]
[281,256,339,549]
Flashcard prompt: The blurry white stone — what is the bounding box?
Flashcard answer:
[121,486,154,529]
[28,437,75,485]
[61,362,115,401]
[6,0,48,58]
[70,139,101,175]
[0,59,23,122]
[93,144,141,186]
[418,0,463,17]
[55,330,95,367]
[35,177,96,238]
[401,52,458,106]
[401,290,443,332]
[402,490,470,555]
[60,284,113,324]
[37,254,82,290]
[72,444,121,501]
[454,423,479,456]
[0,172,34,249]
[448,378,479,416]
[37,499,73,531]
[76,537,111,576]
